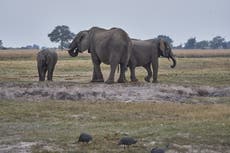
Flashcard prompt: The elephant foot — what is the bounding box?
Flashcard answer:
[39,78,45,81]
[152,79,158,83]
[91,79,104,83]
[117,77,128,83]
[105,79,114,84]
[131,78,139,82]
[144,76,150,82]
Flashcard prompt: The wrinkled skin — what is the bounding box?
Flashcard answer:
[128,38,176,83]
[37,49,58,81]
[68,27,132,84]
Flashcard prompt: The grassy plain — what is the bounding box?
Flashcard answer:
[0,49,230,153]
[0,49,230,86]
[0,100,230,153]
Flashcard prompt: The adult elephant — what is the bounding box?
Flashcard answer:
[68,27,132,84]
[37,49,58,81]
[128,38,176,83]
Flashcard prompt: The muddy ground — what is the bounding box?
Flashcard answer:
[0,82,229,103]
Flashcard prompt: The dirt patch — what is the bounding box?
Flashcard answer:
[0,142,36,153]
[0,82,229,103]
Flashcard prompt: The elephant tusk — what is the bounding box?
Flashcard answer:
[68,49,79,57]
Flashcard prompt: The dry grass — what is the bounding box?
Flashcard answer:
[0,49,89,60]
[1,49,230,60]
[173,49,230,58]
[0,100,229,153]
[0,49,230,86]
[0,49,38,60]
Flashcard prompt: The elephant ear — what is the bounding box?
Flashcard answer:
[159,39,165,52]
[78,31,90,52]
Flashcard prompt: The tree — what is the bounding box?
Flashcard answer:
[227,41,230,49]
[174,44,183,49]
[210,36,225,49]
[184,37,196,49]
[48,25,75,50]
[0,40,3,49]
[223,41,230,49]
[21,44,40,49]
[157,35,173,47]
[195,40,209,49]
[32,44,40,49]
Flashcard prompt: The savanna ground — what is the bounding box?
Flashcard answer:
[0,49,230,153]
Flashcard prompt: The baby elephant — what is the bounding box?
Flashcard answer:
[37,49,58,81]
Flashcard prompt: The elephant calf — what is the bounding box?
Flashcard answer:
[37,49,58,81]
[128,38,176,83]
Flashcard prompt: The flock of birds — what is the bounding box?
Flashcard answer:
[77,133,169,153]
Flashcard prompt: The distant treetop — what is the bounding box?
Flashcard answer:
[0,40,3,48]
[48,25,75,50]
[157,35,173,47]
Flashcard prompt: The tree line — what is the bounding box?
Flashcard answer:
[1,25,230,49]
[180,36,230,49]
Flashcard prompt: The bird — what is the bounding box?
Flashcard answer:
[151,144,169,153]
[78,133,92,143]
[118,137,137,149]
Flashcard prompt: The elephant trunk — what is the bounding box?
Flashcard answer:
[68,49,79,57]
[169,54,176,68]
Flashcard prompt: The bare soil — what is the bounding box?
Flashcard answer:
[0,82,229,103]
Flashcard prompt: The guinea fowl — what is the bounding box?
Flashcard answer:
[78,133,92,143]
[151,144,169,153]
[118,137,137,149]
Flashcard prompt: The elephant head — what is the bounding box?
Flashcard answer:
[68,30,90,57]
[158,39,176,68]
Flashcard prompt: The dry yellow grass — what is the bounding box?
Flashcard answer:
[173,49,230,57]
[1,49,230,86]
[0,49,92,61]
[1,49,230,60]
[0,49,38,60]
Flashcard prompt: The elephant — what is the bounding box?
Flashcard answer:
[68,27,132,84]
[37,49,58,81]
[128,38,176,83]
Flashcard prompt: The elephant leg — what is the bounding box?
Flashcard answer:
[42,66,47,81]
[129,65,138,82]
[91,64,104,82]
[38,65,45,81]
[91,54,104,82]
[39,65,47,81]
[143,63,152,82]
[92,65,104,82]
[47,65,54,81]
[37,61,45,81]
[152,58,159,83]
[118,63,128,83]
[105,62,118,84]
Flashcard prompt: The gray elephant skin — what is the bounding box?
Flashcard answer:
[68,27,132,84]
[37,49,58,81]
[129,39,176,83]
